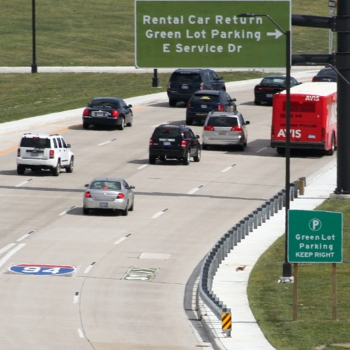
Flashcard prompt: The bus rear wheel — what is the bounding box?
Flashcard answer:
[326,135,335,156]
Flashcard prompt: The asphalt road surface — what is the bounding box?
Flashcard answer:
[0,68,336,350]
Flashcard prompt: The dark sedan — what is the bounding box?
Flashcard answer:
[82,97,133,130]
[254,75,301,105]
[312,67,337,82]
[186,90,237,125]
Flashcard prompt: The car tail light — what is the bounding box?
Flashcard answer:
[149,139,153,146]
[49,150,54,159]
[116,193,125,199]
[200,83,204,90]
[204,125,214,131]
[181,140,188,148]
[17,148,20,157]
[168,82,171,89]
[187,102,191,109]
[231,126,243,131]
[218,104,224,111]
[321,127,325,142]
[83,109,90,116]
[312,77,316,82]
[271,125,275,139]
[84,191,91,198]
[111,110,119,118]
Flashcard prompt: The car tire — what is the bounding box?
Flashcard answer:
[122,203,129,216]
[276,147,285,155]
[127,116,133,127]
[186,117,193,125]
[169,99,177,107]
[118,117,125,130]
[51,161,61,176]
[202,144,208,150]
[129,200,134,211]
[149,155,156,164]
[66,157,74,173]
[183,150,190,165]
[83,207,89,215]
[17,165,25,175]
[194,148,201,162]
[254,100,261,105]
[326,134,336,156]
[83,122,90,130]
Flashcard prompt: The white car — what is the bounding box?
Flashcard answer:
[16,133,74,176]
[202,111,250,151]
[83,177,135,216]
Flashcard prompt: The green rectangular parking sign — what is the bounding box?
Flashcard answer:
[288,210,343,263]
[135,0,291,68]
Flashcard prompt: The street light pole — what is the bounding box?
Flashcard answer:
[237,13,292,277]
[31,0,37,73]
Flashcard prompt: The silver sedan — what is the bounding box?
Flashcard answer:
[83,177,135,216]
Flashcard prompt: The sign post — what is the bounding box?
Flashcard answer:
[135,0,290,68]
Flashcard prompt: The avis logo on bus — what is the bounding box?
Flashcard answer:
[277,129,301,138]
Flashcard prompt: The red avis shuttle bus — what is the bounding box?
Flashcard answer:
[270,82,337,155]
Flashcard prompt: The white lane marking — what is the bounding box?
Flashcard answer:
[114,237,127,245]
[73,292,79,304]
[256,147,268,153]
[138,164,148,170]
[222,164,236,173]
[77,329,84,338]
[84,262,96,274]
[188,184,203,194]
[59,205,76,216]
[0,243,16,256]
[0,243,26,268]
[152,123,166,127]
[16,178,33,188]
[17,230,34,242]
[152,209,168,218]
[98,140,111,146]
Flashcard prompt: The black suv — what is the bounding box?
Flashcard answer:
[149,124,201,165]
[167,68,226,107]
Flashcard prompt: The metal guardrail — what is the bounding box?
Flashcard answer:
[198,183,299,321]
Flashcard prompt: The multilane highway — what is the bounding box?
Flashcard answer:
[0,70,335,349]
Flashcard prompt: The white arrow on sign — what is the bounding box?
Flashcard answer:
[266,29,283,39]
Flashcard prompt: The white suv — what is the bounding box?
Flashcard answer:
[16,133,74,176]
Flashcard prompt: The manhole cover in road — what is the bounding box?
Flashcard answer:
[123,267,157,281]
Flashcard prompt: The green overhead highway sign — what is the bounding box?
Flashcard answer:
[288,210,343,263]
[135,0,291,68]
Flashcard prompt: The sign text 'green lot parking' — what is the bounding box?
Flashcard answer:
[135,0,290,68]
[288,210,343,263]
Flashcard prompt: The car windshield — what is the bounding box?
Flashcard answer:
[89,100,120,109]
[191,94,219,103]
[262,77,285,85]
[90,181,121,190]
[207,117,238,127]
[20,137,50,148]
[153,128,181,137]
[171,73,201,83]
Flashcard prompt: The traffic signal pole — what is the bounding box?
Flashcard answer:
[334,0,350,194]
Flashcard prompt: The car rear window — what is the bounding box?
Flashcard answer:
[89,100,120,109]
[91,181,121,190]
[317,69,336,77]
[153,127,182,138]
[20,137,51,148]
[207,117,238,127]
[191,94,219,103]
[262,77,285,85]
[171,73,201,83]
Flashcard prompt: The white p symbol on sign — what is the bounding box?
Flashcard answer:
[309,218,322,231]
